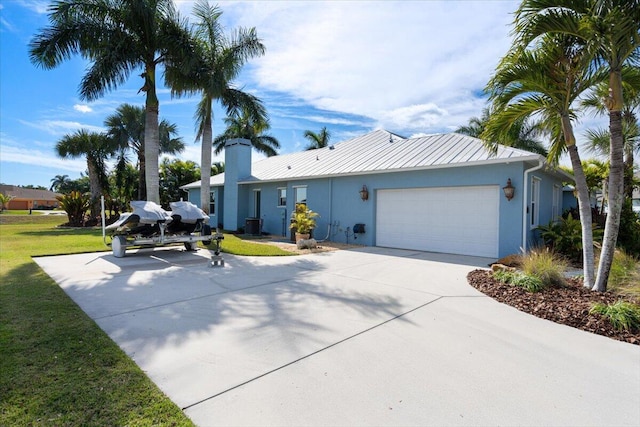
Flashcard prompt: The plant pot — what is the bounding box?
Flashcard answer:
[295,232,310,242]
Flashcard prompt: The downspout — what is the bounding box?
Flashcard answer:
[522,158,544,253]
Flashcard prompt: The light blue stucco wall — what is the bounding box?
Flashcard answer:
[187,161,566,258]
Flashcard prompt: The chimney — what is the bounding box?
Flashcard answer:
[223,138,252,231]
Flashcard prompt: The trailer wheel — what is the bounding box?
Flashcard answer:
[112,236,126,258]
[184,241,198,251]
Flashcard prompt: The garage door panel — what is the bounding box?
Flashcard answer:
[376,186,499,258]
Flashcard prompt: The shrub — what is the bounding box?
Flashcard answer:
[511,273,545,293]
[607,250,640,298]
[521,249,567,288]
[537,213,603,264]
[493,269,545,293]
[56,191,90,227]
[617,199,640,257]
[590,301,640,332]
[493,269,517,283]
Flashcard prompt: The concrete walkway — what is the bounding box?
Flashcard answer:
[35,246,640,426]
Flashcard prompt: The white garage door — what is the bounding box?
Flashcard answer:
[376,186,499,257]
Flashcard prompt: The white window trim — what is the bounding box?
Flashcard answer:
[530,177,541,228]
[209,190,215,215]
[552,184,561,222]
[277,187,286,208]
[293,185,308,206]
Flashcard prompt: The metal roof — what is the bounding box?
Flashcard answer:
[182,129,544,189]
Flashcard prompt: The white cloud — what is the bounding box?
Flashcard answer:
[73,104,93,113]
[0,143,86,172]
[229,1,519,134]
[19,119,104,135]
[16,0,49,14]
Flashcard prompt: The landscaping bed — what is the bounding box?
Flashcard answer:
[467,269,640,345]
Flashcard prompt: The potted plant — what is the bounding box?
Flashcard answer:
[290,203,319,241]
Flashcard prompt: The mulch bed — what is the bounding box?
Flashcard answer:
[467,269,640,345]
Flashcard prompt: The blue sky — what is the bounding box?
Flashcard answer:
[0,0,606,189]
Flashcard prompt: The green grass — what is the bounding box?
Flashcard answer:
[590,300,640,332]
[219,233,293,256]
[1,216,291,425]
[0,215,195,426]
[607,250,640,298]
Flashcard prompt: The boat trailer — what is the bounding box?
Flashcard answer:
[102,199,223,262]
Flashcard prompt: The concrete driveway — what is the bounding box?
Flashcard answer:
[35,246,640,427]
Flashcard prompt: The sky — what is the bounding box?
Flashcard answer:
[0,0,607,189]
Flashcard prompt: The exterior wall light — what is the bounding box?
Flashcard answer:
[503,178,515,201]
[359,185,369,201]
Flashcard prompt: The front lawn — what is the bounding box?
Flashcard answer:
[0,215,290,425]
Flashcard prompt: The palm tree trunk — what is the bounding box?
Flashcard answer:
[143,64,160,204]
[200,113,213,215]
[87,157,102,220]
[594,109,625,292]
[562,115,595,289]
[138,151,146,201]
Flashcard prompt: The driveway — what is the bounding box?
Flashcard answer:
[35,247,640,426]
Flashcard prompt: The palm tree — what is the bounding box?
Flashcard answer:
[55,129,118,218]
[29,0,192,205]
[483,33,599,289]
[513,0,640,292]
[457,108,548,156]
[0,193,13,213]
[104,104,184,200]
[213,108,280,156]
[304,127,331,150]
[49,174,70,192]
[583,66,640,199]
[165,1,266,214]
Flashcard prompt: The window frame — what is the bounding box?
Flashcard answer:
[209,190,215,215]
[277,187,287,207]
[293,185,307,206]
[530,177,541,228]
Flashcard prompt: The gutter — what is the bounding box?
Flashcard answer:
[522,158,545,253]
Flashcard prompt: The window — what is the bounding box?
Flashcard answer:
[209,191,215,215]
[552,184,561,222]
[277,188,286,207]
[530,177,540,228]
[294,186,307,205]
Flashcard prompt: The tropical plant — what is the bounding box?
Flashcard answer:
[0,193,13,212]
[583,66,640,200]
[159,158,201,209]
[521,248,568,287]
[457,108,548,156]
[304,127,331,151]
[590,300,640,332]
[213,108,280,156]
[108,161,138,214]
[56,191,90,227]
[493,269,545,292]
[104,104,184,200]
[538,213,604,264]
[513,0,640,292]
[289,203,319,235]
[211,162,225,176]
[483,33,599,287]
[49,174,70,193]
[165,1,266,215]
[29,0,192,205]
[55,129,118,219]
[617,199,640,256]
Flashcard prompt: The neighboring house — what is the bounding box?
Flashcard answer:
[0,185,61,210]
[182,130,572,258]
